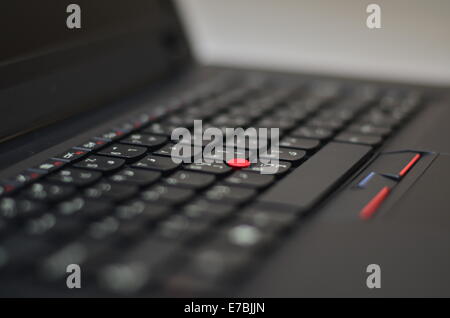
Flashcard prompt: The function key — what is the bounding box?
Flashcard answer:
[96,130,126,141]
[74,155,125,172]
[11,170,44,186]
[47,168,101,187]
[110,168,161,187]
[0,182,19,197]
[76,139,108,151]
[53,149,88,162]
[120,133,168,149]
[132,155,180,173]
[34,159,66,173]
[97,144,147,160]
[129,113,152,129]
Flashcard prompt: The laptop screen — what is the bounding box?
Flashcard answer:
[0,0,189,142]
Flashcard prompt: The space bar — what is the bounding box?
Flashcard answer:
[258,142,372,210]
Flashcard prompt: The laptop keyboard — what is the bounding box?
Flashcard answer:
[0,71,423,296]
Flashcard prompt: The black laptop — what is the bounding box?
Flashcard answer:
[1,0,450,297]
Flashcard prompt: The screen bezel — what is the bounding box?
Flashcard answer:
[0,0,192,142]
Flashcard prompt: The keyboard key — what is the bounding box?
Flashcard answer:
[259,147,306,163]
[74,155,125,172]
[76,139,108,151]
[0,197,46,220]
[96,129,126,141]
[25,182,75,203]
[279,137,320,150]
[98,238,178,294]
[360,110,400,128]
[11,170,45,187]
[243,161,291,175]
[87,217,120,240]
[256,117,296,130]
[224,171,275,189]
[98,144,147,160]
[233,208,297,233]
[211,114,250,128]
[204,148,247,162]
[34,159,66,173]
[164,249,253,294]
[334,132,382,146]
[143,122,178,136]
[110,168,161,186]
[164,171,215,189]
[273,107,308,121]
[0,182,18,197]
[154,215,209,242]
[259,142,372,210]
[84,182,138,202]
[120,134,168,149]
[347,123,391,137]
[53,149,89,162]
[39,238,109,281]
[132,155,180,172]
[48,168,101,187]
[204,185,256,204]
[184,162,232,175]
[23,213,57,236]
[183,200,234,223]
[115,200,169,222]
[154,143,203,161]
[211,224,272,252]
[57,197,112,219]
[307,117,344,130]
[291,126,333,140]
[141,185,194,205]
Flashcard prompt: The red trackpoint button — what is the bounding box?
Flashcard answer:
[227,158,251,169]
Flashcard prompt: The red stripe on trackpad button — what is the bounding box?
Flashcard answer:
[359,186,391,220]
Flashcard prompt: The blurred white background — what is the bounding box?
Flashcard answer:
[176,0,450,85]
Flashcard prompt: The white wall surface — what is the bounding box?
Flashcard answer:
[176,0,450,85]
